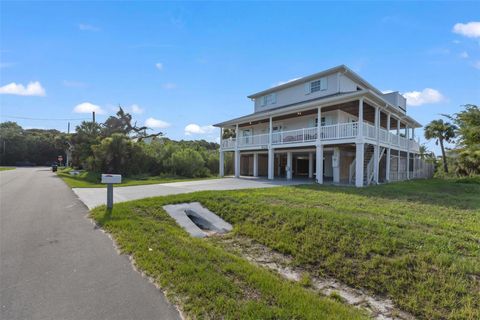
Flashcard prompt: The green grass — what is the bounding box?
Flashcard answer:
[91,203,365,319]
[91,178,480,319]
[0,167,15,171]
[57,167,217,188]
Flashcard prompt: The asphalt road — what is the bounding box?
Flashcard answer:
[0,167,180,320]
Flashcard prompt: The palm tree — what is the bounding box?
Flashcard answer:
[424,119,456,173]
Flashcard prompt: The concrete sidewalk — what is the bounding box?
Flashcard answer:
[73,177,311,209]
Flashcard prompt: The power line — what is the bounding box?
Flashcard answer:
[1,115,91,121]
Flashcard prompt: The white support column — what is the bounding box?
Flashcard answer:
[253,153,259,177]
[308,152,313,178]
[234,123,240,178]
[358,98,364,139]
[373,144,379,184]
[317,107,322,142]
[219,151,225,177]
[374,107,380,184]
[386,113,391,182]
[316,144,323,184]
[286,151,293,180]
[333,147,340,184]
[386,148,391,182]
[355,143,364,187]
[406,125,410,179]
[269,116,273,146]
[267,147,274,180]
[397,149,401,180]
[234,150,240,178]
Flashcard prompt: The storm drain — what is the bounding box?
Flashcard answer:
[163,202,232,238]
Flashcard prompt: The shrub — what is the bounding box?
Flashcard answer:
[171,148,207,177]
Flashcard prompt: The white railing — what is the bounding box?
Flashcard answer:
[379,128,388,143]
[238,133,269,147]
[271,127,317,145]
[363,122,376,140]
[399,136,408,149]
[221,138,236,149]
[220,122,419,152]
[389,132,399,145]
[321,122,358,140]
[409,140,420,152]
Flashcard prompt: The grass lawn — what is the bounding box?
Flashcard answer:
[57,167,218,188]
[91,178,480,319]
[0,167,15,171]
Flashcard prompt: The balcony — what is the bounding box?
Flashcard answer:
[221,121,420,152]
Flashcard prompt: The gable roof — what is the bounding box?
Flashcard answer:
[247,65,384,99]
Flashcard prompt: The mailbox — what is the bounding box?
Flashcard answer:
[101,174,122,184]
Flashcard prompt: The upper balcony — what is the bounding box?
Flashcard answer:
[219,98,420,153]
[221,121,420,152]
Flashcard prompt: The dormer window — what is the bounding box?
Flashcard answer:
[260,93,276,106]
[306,77,327,94]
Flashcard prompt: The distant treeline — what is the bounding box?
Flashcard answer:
[0,122,67,166]
[1,108,233,177]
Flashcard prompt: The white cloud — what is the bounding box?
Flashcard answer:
[184,123,215,136]
[79,23,100,32]
[145,117,170,129]
[0,81,46,96]
[155,63,163,71]
[402,88,445,106]
[73,102,105,114]
[459,51,469,59]
[453,21,480,38]
[130,104,144,114]
[162,82,177,90]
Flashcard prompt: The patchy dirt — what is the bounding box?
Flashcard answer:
[211,235,415,320]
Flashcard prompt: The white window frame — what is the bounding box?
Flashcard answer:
[260,93,276,107]
[305,77,327,94]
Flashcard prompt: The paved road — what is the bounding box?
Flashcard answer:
[74,177,311,209]
[0,167,180,320]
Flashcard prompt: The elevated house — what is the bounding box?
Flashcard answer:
[214,65,433,187]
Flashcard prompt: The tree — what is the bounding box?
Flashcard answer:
[171,148,206,177]
[424,119,456,173]
[444,105,480,175]
[103,106,163,141]
[418,144,435,161]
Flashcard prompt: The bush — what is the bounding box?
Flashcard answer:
[171,148,207,177]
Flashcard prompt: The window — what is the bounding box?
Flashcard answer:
[306,77,327,94]
[260,93,276,106]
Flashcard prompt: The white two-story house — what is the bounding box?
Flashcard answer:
[214,65,433,187]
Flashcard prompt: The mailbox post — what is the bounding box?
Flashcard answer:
[101,174,122,209]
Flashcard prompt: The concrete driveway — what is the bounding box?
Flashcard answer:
[0,167,180,320]
[74,177,311,209]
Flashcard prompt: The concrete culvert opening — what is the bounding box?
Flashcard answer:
[185,209,216,232]
[163,202,232,238]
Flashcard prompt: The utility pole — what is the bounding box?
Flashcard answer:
[92,111,96,123]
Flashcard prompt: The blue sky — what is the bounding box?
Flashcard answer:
[1,1,479,154]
